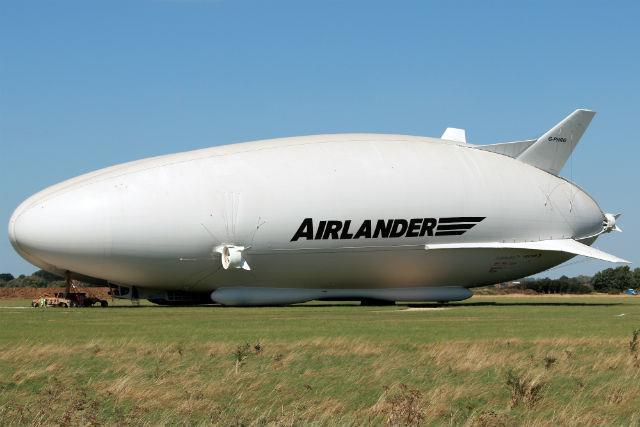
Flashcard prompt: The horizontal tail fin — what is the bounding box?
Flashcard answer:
[475,139,537,158]
[517,109,596,175]
[424,238,629,264]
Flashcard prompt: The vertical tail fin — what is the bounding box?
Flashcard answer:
[517,109,596,175]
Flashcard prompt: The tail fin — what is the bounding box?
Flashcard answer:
[517,109,596,175]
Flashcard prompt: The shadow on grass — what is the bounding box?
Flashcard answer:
[102,300,626,309]
[403,301,624,308]
[104,302,364,309]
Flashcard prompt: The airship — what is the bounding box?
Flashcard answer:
[8,109,628,306]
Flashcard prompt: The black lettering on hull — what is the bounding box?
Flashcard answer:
[290,217,486,241]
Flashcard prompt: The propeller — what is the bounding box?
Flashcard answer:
[603,213,622,233]
[214,244,251,270]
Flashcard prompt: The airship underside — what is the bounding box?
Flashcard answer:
[8,109,628,305]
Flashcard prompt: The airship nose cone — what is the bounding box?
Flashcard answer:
[8,202,24,255]
[10,196,62,262]
[8,184,110,274]
[8,196,48,266]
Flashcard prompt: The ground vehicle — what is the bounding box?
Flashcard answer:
[32,292,108,308]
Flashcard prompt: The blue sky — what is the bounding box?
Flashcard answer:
[1,1,638,277]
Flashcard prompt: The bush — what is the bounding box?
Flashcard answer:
[0,273,15,282]
[592,266,635,293]
[7,275,47,288]
[32,270,63,283]
[519,276,592,294]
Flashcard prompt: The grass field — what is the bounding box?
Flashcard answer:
[1,295,639,426]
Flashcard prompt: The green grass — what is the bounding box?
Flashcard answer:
[1,295,639,425]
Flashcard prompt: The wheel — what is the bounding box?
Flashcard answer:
[32,302,38,308]
[59,302,68,308]
[100,301,108,307]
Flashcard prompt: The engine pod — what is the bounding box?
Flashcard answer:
[215,245,251,270]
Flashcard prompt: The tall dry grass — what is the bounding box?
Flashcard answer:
[1,335,640,425]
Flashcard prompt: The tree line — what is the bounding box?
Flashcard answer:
[510,266,640,294]
[0,270,73,288]
[1,266,639,294]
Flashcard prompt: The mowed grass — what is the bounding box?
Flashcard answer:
[0,295,639,425]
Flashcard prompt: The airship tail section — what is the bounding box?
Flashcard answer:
[517,109,596,175]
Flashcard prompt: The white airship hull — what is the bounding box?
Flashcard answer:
[8,110,627,305]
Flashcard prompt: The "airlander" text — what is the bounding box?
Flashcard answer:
[290,217,486,241]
